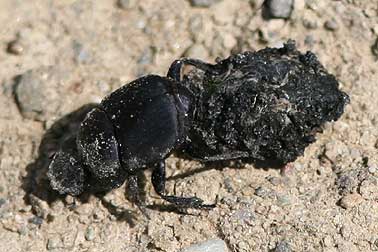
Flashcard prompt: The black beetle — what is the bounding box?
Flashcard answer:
[48,40,349,209]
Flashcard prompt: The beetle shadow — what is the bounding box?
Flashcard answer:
[21,103,138,226]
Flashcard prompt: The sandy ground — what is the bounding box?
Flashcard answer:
[0,0,378,251]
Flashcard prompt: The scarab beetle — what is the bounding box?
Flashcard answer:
[48,40,349,209]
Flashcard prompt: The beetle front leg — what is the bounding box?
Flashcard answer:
[151,161,216,209]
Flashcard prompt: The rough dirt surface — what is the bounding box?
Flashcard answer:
[0,0,377,251]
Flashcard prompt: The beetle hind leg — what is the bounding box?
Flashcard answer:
[151,161,216,209]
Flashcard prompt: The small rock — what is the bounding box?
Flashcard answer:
[14,66,66,121]
[304,35,315,46]
[223,177,234,193]
[373,24,378,35]
[85,226,95,241]
[274,240,292,252]
[372,38,378,57]
[0,198,6,208]
[223,34,237,50]
[184,44,209,59]
[138,47,155,65]
[264,0,294,19]
[7,40,24,55]
[28,216,44,225]
[72,41,91,64]
[339,193,363,209]
[368,166,377,174]
[336,172,358,195]
[359,178,378,200]
[303,18,318,29]
[181,238,228,252]
[117,0,136,9]
[17,225,28,236]
[254,186,270,198]
[237,240,250,251]
[324,19,339,31]
[189,15,203,39]
[47,237,61,250]
[189,0,222,8]
[29,195,49,219]
[64,195,75,205]
[276,194,291,207]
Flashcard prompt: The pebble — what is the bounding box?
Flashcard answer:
[47,237,61,250]
[223,34,237,50]
[7,40,24,55]
[339,193,363,209]
[276,194,291,207]
[254,186,270,198]
[303,18,318,29]
[117,0,136,9]
[304,35,316,47]
[184,44,209,59]
[85,226,95,241]
[368,166,377,174]
[14,67,63,121]
[359,178,378,200]
[223,177,234,193]
[72,41,91,64]
[372,38,378,57]
[264,0,294,19]
[29,194,49,219]
[324,19,339,31]
[138,47,155,65]
[64,195,75,205]
[189,15,203,39]
[274,240,292,252]
[190,0,222,8]
[28,216,44,225]
[180,238,228,252]
[336,173,357,194]
[0,198,6,208]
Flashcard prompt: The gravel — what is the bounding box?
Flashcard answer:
[324,19,339,31]
[7,40,24,55]
[339,193,363,209]
[189,0,222,7]
[274,240,292,252]
[264,0,294,19]
[180,239,228,252]
[117,0,136,9]
[184,44,209,59]
[85,226,96,241]
[72,41,91,64]
[372,37,378,57]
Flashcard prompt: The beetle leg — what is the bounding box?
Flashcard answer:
[126,174,149,218]
[167,58,218,81]
[151,161,216,209]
